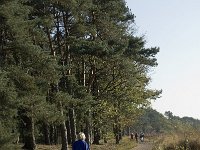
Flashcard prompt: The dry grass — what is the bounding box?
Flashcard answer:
[91,136,137,150]
[153,131,200,150]
[37,144,61,150]
[15,136,137,150]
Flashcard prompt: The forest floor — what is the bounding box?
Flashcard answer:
[16,136,156,150]
[37,137,155,150]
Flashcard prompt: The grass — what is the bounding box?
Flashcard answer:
[152,131,200,150]
[90,136,137,150]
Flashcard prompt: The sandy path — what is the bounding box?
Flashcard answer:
[133,142,153,150]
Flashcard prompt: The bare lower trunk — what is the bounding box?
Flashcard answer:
[126,126,130,136]
[69,108,76,144]
[113,117,121,144]
[60,101,68,150]
[85,116,91,144]
[93,127,100,144]
[114,125,120,144]
[50,125,58,145]
[43,122,50,145]
[22,116,36,150]
[66,119,72,145]
[60,122,68,150]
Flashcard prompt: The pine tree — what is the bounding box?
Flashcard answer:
[0,0,161,148]
[0,0,59,149]
[0,71,18,149]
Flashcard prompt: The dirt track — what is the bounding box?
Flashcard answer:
[133,142,153,150]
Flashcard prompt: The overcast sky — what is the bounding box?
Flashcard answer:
[126,0,200,119]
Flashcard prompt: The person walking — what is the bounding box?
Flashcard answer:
[139,132,144,142]
[72,132,90,150]
[131,133,134,139]
[135,132,138,142]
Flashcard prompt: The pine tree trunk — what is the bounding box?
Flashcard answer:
[60,122,68,150]
[115,134,120,144]
[69,108,76,144]
[114,127,120,144]
[46,27,54,56]
[93,127,100,144]
[50,125,58,145]
[82,58,91,144]
[85,116,91,144]
[43,122,50,145]
[50,125,54,144]
[126,126,130,136]
[54,126,58,145]
[22,116,36,150]
[113,116,120,144]
[66,119,72,145]
[119,129,122,141]
[59,101,68,150]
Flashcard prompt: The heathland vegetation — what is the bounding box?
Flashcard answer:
[135,109,200,150]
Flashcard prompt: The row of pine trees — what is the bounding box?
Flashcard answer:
[0,0,160,149]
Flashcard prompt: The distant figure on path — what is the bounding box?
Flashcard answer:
[139,132,144,142]
[131,133,134,139]
[72,132,90,150]
[135,132,138,142]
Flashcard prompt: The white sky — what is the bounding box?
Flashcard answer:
[126,0,200,119]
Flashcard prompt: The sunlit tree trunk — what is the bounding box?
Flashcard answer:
[69,108,76,144]
[59,101,68,150]
[66,118,72,145]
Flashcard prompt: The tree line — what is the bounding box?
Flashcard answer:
[137,110,200,149]
[133,109,200,135]
[0,0,160,149]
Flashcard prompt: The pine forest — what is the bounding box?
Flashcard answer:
[0,0,161,149]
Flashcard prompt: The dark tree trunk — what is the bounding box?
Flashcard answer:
[115,134,120,144]
[43,122,50,145]
[119,129,122,141]
[22,116,36,150]
[113,125,120,144]
[104,136,107,143]
[93,127,100,144]
[46,27,55,56]
[50,125,55,144]
[126,126,130,136]
[85,116,91,145]
[113,119,121,144]
[66,119,72,145]
[54,126,58,145]
[92,112,100,144]
[58,99,68,150]
[49,125,59,145]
